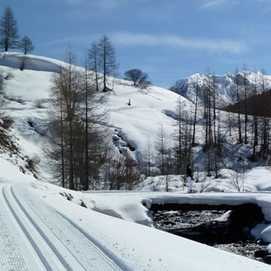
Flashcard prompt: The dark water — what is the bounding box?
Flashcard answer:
[151,209,270,264]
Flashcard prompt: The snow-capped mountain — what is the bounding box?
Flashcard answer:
[171,71,271,106]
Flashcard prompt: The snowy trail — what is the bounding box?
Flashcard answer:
[2,184,72,270]
[14,185,126,271]
[0,184,126,271]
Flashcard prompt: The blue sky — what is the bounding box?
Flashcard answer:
[1,0,271,86]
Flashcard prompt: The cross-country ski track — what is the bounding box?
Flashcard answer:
[0,183,129,271]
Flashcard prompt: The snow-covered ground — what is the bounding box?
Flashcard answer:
[0,53,270,270]
[0,158,270,270]
[135,167,271,193]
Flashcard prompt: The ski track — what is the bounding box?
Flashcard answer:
[3,184,126,271]
[0,187,30,271]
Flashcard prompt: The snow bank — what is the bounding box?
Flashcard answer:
[136,167,271,193]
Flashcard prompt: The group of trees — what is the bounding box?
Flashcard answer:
[50,53,106,190]
[141,70,271,186]
[140,99,194,184]
[226,71,271,160]
[88,36,117,92]
[50,44,141,191]
[47,31,154,191]
[0,7,34,54]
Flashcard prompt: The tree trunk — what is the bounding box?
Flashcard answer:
[84,68,89,191]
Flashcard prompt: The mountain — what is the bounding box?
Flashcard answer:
[171,71,271,106]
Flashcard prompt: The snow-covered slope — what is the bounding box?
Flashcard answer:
[0,64,53,179]
[0,52,193,175]
[0,52,64,73]
[106,83,192,159]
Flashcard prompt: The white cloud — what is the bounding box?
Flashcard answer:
[200,0,240,9]
[64,0,127,10]
[201,0,226,9]
[111,32,247,54]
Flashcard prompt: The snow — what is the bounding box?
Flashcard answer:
[0,52,63,73]
[135,167,271,194]
[0,66,53,100]
[173,70,271,105]
[106,85,192,155]
[0,155,269,270]
[23,180,271,271]
[0,53,270,270]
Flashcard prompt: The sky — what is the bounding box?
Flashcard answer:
[1,0,271,87]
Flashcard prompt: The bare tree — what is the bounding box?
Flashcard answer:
[83,64,90,190]
[50,52,81,190]
[243,71,248,144]
[19,36,34,55]
[0,7,19,51]
[192,80,199,146]
[174,98,183,174]
[156,125,168,175]
[124,69,151,89]
[88,42,101,92]
[18,36,34,70]
[252,72,259,159]
[97,35,117,92]
[233,69,243,144]
[173,98,193,176]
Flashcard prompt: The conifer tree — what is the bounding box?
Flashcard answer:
[0,7,19,51]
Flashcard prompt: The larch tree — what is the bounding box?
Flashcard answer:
[50,52,81,190]
[192,80,199,146]
[88,42,101,92]
[252,72,259,159]
[234,70,243,144]
[0,7,19,52]
[243,71,249,144]
[19,36,34,55]
[156,125,168,176]
[18,36,34,70]
[97,35,117,92]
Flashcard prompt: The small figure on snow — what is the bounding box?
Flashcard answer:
[128,99,131,106]
[186,164,194,193]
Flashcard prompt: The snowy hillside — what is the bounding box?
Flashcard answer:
[106,83,192,160]
[0,52,193,178]
[172,71,271,106]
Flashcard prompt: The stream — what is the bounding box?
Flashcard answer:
[151,204,271,264]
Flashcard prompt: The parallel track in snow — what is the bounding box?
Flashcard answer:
[3,184,130,271]
[14,186,129,271]
[2,185,86,271]
[4,185,76,271]
[2,185,53,271]
[56,211,130,271]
